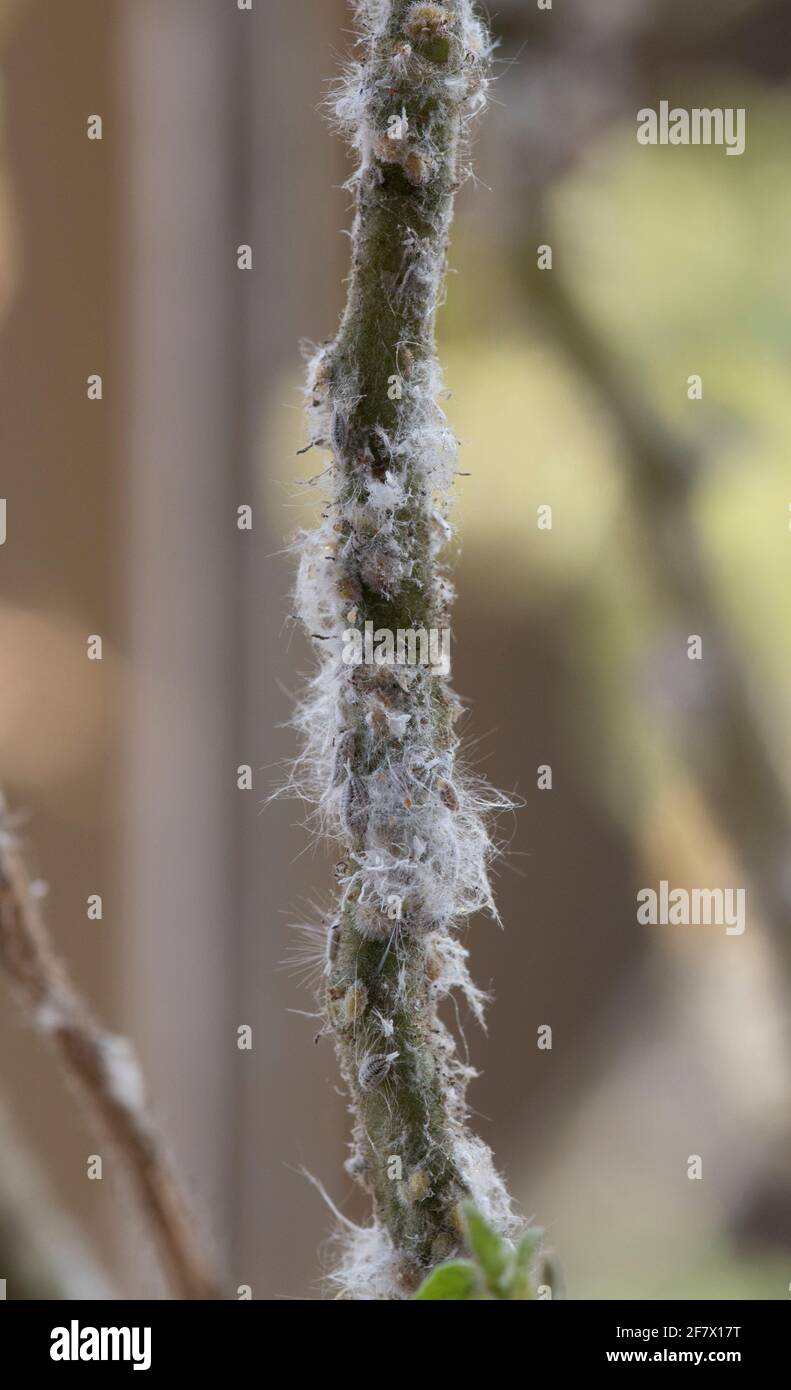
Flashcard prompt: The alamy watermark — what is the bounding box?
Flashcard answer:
[50,1320,151,1371]
[637,102,746,156]
[342,619,450,674]
[637,881,746,936]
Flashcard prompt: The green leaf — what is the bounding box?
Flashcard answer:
[515,1229,543,1273]
[461,1202,510,1289]
[414,1260,480,1301]
[498,1228,544,1299]
[507,1271,536,1300]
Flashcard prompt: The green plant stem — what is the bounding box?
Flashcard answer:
[316,0,496,1292]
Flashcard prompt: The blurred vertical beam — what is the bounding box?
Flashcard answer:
[0,0,120,1278]
[117,0,241,1291]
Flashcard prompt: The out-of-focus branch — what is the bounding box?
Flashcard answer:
[491,0,791,988]
[0,799,222,1300]
[517,205,791,984]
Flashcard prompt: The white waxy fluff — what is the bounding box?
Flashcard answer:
[286,0,521,1298]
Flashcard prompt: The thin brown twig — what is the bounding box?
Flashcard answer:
[0,798,222,1300]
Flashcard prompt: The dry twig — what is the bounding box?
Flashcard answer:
[0,799,222,1300]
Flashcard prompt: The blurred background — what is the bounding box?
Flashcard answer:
[1,0,790,1300]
